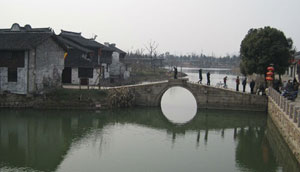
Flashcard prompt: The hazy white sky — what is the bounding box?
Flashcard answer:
[1,0,300,56]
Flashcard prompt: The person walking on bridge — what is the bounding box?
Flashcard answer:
[242,77,247,92]
[197,69,203,84]
[174,67,178,79]
[223,76,227,88]
[207,72,210,85]
[236,76,240,91]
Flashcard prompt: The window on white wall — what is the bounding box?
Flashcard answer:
[8,68,17,82]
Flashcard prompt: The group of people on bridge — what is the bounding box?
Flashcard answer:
[173,67,298,98]
[234,76,256,94]
[196,68,256,94]
[196,69,210,85]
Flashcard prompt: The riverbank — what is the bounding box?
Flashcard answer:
[0,89,109,110]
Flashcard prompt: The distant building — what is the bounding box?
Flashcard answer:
[124,56,164,69]
[287,51,300,80]
[0,23,66,94]
[105,43,130,82]
[59,30,113,85]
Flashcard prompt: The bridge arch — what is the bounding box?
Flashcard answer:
[154,82,199,107]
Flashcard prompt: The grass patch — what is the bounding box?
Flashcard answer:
[46,88,108,102]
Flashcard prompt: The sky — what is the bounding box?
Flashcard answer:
[1,0,300,56]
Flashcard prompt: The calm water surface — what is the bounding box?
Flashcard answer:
[1,69,300,172]
[0,108,299,172]
[170,67,251,92]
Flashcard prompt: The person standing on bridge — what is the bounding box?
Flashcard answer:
[236,76,240,91]
[242,77,247,92]
[250,79,255,94]
[197,69,203,84]
[207,72,210,85]
[223,76,227,88]
[174,67,178,79]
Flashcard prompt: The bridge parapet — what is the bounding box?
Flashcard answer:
[168,78,188,85]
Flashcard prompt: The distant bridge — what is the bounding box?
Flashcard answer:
[112,78,267,112]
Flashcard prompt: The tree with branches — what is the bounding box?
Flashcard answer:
[240,26,295,76]
[145,40,159,58]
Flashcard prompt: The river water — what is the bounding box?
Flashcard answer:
[0,68,300,172]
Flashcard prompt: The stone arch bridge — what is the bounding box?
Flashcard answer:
[113,79,267,112]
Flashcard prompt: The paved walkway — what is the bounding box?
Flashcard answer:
[62,80,169,90]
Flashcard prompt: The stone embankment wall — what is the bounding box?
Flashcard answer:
[268,88,300,163]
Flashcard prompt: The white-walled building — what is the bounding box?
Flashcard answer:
[0,23,66,94]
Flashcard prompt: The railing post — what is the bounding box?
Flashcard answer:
[293,106,300,121]
[288,100,291,114]
[277,92,280,105]
[294,107,299,123]
[298,111,300,128]
[289,104,294,119]
[275,93,279,105]
[280,96,283,109]
[284,98,287,113]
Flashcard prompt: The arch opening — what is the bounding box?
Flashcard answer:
[160,86,197,125]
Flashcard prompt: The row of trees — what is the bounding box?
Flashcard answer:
[127,50,240,68]
[126,26,296,76]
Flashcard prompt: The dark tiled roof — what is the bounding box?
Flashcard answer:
[60,30,113,51]
[0,32,52,50]
[0,23,52,33]
[57,36,93,53]
[0,28,52,32]
[0,32,67,50]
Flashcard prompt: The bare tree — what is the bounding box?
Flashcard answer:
[144,40,159,71]
[135,48,145,56]
[145,40,159,58]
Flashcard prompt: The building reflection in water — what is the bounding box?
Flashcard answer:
[0,109,299,172]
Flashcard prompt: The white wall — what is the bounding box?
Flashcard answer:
[71,68,80,84]
[89,68,101,85]
[0,52,28,94]
[35,38,65,92]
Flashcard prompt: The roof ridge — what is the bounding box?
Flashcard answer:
[61,30,81,36]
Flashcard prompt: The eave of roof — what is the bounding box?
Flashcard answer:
[110,46,127,54]
[57,36,93,53]
[60,30,113,51]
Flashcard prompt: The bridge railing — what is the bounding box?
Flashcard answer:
[268,87,300,128]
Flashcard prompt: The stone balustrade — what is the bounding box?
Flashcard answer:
[268,87,300,163]
[268,87,300,128]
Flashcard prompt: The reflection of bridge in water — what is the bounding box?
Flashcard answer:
[0,108,299,172]
[111,79,267,111]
